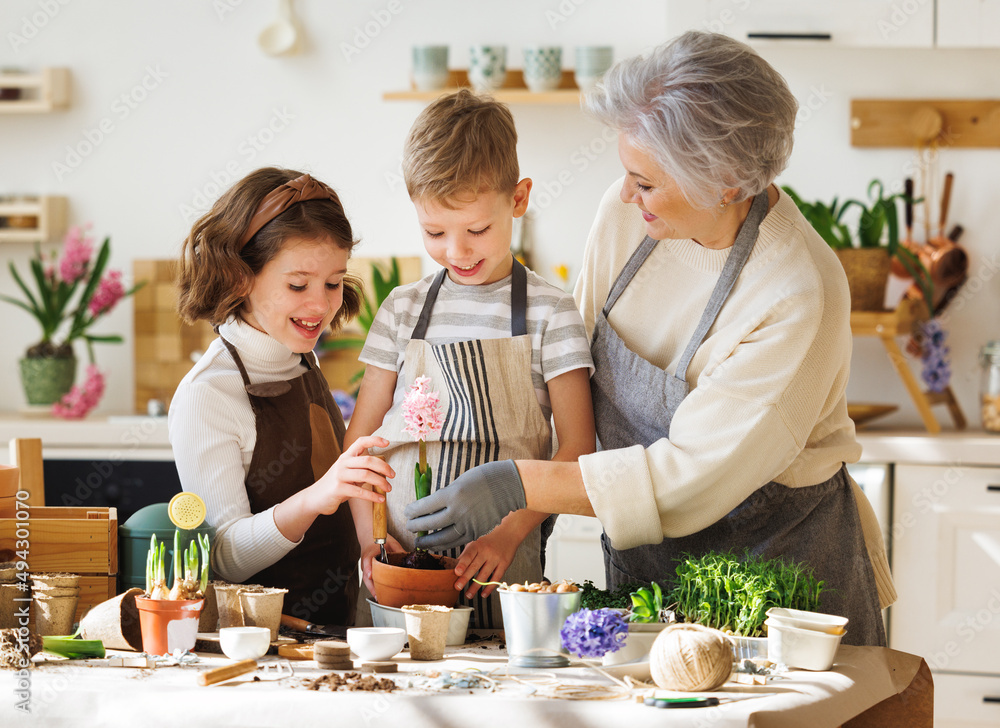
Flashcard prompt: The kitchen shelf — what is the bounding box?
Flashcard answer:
[850,98,1000,148]
[384,69,582,105]
[0,67,70,113]
[0,195,68,243]
[850,298,966,434]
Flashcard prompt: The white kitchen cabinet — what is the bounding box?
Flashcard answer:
[890,463,1000,727]
[937,0,1000,48]
[667,0,935,47]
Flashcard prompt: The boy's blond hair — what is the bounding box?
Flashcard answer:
[402,89,519,206]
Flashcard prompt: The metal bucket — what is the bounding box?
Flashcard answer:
[498,589,582,668]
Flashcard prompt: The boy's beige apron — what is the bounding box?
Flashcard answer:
[221,338,360,627]
[362,260,550,629]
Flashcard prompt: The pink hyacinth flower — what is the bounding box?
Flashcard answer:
[401,375,445,441]
[89,270,126,317]
[58,224,94,284]
[52,365,106,419]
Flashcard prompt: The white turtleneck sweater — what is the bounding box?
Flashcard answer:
[168,319,307,582]
[575,179,895,608]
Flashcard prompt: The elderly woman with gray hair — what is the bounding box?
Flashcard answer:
[405,31,894,646]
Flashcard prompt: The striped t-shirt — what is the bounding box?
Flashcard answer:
[360,268,594,419]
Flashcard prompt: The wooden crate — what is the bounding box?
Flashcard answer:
[0,507,118,623]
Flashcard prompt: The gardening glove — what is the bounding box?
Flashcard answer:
[403,460,527,551]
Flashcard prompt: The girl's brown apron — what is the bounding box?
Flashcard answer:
[221,337,360,627]
[364,260,551,629]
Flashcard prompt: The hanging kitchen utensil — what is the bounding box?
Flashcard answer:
[258,0,299,57]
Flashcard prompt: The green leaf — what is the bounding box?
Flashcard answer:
[84,334,123,344]
[42,636,105,660]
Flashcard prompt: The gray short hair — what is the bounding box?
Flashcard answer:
[586,31,798,208]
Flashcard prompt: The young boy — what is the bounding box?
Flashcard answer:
[346,90,596,628]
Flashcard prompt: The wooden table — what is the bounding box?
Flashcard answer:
[1,641,931,728]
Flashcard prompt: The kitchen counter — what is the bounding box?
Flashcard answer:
[856,428,1000,466]
[1,643,929,728]
[0,413,171,464]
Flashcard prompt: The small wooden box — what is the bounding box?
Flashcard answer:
[0,506,118,623]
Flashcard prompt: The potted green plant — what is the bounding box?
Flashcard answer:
[370,376,458,609]
[668,551,825,662]
[783,181,932,312]
[135,530,210,655]
[0,224,144,412]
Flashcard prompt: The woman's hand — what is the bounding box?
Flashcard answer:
[454,530,519,599]
[360,533,405,594]
[309,436,395,515]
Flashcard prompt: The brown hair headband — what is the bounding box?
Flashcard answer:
[239,173,342,248]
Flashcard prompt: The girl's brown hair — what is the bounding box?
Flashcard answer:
[177,167,363,332]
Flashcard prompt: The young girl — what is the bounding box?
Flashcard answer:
[169,167,394,626]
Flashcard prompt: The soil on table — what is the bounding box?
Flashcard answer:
[303,672,397,692]
[400,550,446,570]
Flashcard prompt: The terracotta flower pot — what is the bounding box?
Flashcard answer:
[135,597,204,655]
[371,552,460,609]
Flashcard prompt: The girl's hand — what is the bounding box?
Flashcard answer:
[310,436,394,515]
[360,534,405,594]
[454,531,518,599]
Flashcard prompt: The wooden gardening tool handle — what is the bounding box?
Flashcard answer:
[197,659,257,686]
[373,484,387,542]
[938,171,954,238]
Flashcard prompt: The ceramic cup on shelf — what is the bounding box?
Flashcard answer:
[522,46,563,92]
[468,45,507,92]
[412,45,449,91]
[574,45,613,92]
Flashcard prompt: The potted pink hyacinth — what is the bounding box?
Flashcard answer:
[0,224,144,416]
[371,375,459,608]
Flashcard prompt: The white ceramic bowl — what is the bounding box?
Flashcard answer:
[346,627,406,661]
[219,626,271,660]
[764,618,845,671]
[765,607,848,635]
[367,598,472,645]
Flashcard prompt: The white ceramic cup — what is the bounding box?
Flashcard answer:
[468,45,507,92]
[574,45,613,92]
[522,46,562,92]
[412,45,449,91]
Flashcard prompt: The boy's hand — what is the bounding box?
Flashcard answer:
[360,534,405,594]
[310,436,394,515]
[454,531,517,599]
[404,460,526,550]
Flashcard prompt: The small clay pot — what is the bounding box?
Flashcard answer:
[31,573,80,589]
[0,584,18,629]
[371,552,460,609]
[198,581,223,632]
[402,604,451,661]
[213,584,245,629]
[31,593,80,636]
[135,597,204,656]
[238,587,287,641]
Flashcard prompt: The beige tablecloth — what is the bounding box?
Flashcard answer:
[0,642,929,728]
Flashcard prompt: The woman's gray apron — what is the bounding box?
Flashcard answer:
[365,259,550,629]
[590,191,885,646]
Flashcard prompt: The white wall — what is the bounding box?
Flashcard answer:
[2,1,998,432]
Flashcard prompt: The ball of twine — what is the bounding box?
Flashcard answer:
[650,623,733,692]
